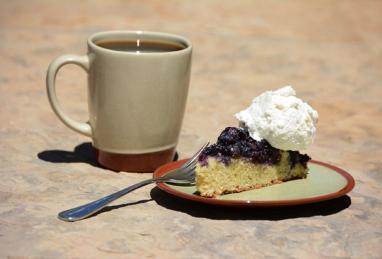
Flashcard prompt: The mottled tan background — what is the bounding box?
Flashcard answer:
[0,0,381,258]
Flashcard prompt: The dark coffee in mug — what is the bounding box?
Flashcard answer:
[96,40,185,53]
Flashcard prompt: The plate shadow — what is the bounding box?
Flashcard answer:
[150,187,352,220]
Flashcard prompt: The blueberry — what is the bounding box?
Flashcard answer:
[229,144,241,158]
[203,144,219,156]
[217,127,248,145]
[215,144,231,156]
[198,152,207,162]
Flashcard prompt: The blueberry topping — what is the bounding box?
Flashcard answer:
[198,127,310,167]
[288,150,310,168]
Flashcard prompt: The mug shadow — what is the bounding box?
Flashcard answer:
[37,142,179,170]
[38,142,100,168]
[150,187,352,221]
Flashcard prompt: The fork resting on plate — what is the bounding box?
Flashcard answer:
[58,143,208,222]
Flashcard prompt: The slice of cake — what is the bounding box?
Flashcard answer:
[196,127,310,197]
[195,86,318,198]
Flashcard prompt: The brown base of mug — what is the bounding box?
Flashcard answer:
[94,147,176,173]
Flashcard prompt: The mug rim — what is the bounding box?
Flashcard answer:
[88,30,192,55]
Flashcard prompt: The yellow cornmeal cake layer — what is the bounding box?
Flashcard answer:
[195,151,308,197]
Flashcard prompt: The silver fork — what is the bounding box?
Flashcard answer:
[58,143,208,222]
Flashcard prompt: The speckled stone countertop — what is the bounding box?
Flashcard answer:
[1,1,381,258]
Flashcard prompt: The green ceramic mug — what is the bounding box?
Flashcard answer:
[46,31,192,172]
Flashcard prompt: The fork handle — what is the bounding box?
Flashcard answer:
[58,178,155,222]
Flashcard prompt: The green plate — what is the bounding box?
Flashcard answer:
[154,160,355,207]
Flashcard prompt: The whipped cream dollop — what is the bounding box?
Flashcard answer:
[235,86,318,151]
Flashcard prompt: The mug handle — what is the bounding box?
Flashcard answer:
[46,54,92,137]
